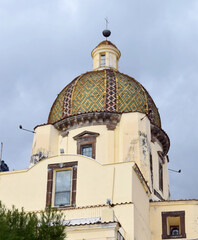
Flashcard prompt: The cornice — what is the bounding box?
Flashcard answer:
[53,111,121,131]
[151,124,170,155]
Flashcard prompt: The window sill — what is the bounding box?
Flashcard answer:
[162,234,186,239]
[50,204,76,210]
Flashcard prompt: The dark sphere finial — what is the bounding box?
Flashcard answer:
[102,29,111,38]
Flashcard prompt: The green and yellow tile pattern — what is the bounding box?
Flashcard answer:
[115,72,148,114]
[48,70,161,128]
[71,71,105,115]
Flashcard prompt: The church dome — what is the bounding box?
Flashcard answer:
[48,69,161,128]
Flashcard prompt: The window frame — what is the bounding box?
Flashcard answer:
[161,211,186,239]
[46,161,78,208]
[74,131,100,159]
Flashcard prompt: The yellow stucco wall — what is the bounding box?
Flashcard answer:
[31,124,59,158]
[0,156,135,211]
[0,153,153,240]
[150,200,198,240]
[0,111,176,239]
[31,112,170,202]
[66,222,119,240]
[2,136,196,240]
[132,164,151,240]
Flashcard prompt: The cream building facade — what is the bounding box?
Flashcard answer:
[0,34,198,240]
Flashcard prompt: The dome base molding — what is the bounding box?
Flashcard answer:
[54,112,121,132]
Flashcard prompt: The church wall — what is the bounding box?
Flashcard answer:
[66,222,119,240]
[76,159,133,207]
[0,155,134,211]
[31,113,166,174]
[113,204,134,239]
[62,112,144,166]
[30,112,170,203]
[31,124,59,158]
[32,112,156,167]
[65,125,114,164]
[132,166,151,240]
[0,165,48,210]
[138,114,152,187]
[119,112,169,202]
[0,155,140,239]
[32,124,115,165]
[150,200,198,240]
[119,113,140,164]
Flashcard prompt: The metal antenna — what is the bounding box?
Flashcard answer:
[19,125,35,133]
[168,168,181,173]
[0,142,3,170]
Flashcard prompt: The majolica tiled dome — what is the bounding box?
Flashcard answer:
[48,69,161,128]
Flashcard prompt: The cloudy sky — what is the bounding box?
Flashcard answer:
[0,0,198,200]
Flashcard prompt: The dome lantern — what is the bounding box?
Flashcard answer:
[91,40,121,71]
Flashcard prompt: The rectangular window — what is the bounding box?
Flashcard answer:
[100,54,106,66]
[162,211,186,239]
[54,170,72,206]
[46,162,78,208]
[74,131,99,159]
[150,153,153,188]
[159,159,163,191]
[81,145,92,158]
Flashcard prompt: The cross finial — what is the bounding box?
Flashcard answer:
[105,17,109,29]
[102,18,111,39]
